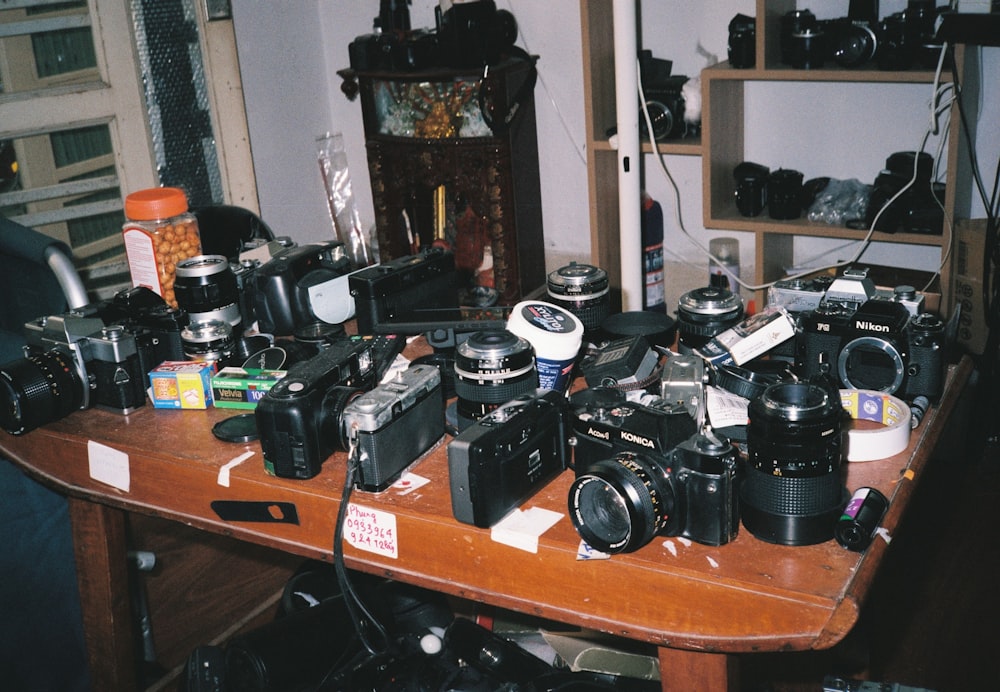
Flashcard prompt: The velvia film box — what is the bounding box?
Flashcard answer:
[149,361,216,409]
[211,367,286,409]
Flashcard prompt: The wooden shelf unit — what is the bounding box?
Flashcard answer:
[581,0,970,311]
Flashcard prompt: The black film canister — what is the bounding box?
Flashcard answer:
[835,487,889,551]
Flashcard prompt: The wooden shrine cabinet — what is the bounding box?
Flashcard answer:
[348,58,544,305]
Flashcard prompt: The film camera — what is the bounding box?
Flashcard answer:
[341,363,444,492]
[566,388,740,552]
[0,288,186,434]
[255,338,378,479]
[794,268,945,401]
[637,50,696,141]
[448,388,569,528]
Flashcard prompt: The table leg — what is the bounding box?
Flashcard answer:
[658,646,739,692]
[67,498,138,692]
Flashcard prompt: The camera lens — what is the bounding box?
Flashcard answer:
[832,21,878,68]
[676,286,744,353]
[174,254,242,332]
[768,169,804,220]
[742,380,846,545]
[546,262,611,331]
[0,349,85,435]
[569,451,675,554]
[181,320,236,365]
[454,330,536,430]
[781,9,817,65]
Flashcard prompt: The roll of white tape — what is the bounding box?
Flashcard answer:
[840,389,912,462]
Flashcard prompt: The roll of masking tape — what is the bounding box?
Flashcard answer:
[840,389,911,462]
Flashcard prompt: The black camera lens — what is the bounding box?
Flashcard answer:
[781,9,817,65]
[742,380,846,546]
[768,168,805,220]
[831,20,878,68]
[676,286,744,353]
[734,161,770,217]
[0,349,85,435]
[569,451,676,554]
[454,330,536,430]
[174,254,242,331]
[728,14,756,69]
[181,320,236,365]
[546,262,611,332]
[790,26,826,69]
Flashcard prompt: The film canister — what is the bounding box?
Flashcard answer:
[835,487,889,552]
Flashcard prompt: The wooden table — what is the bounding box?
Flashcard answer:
[0,352,973,691]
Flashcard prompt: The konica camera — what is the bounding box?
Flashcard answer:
[255,338,377,479]
[349,247,458,334]
[0,310,151,435]
[795,296,945,401]
[448,388,569,528]
[569,427,741,553]
[254,241,359,336]
[341,363,444,492]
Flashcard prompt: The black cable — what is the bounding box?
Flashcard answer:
[332,447,392,658]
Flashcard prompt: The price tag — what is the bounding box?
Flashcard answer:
[344,503,398,559]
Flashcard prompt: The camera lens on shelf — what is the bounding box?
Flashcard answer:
[742,380,847,546]
[790,25,826,70]
[675,286,744,354]
[174,255,243,333]
[546,261,611,332]
[734,161,770,217]
[727,13,756,69]
[454,330,537,431]
[781,9,818,66]
[768,168,805,220]
[830,19,878,68]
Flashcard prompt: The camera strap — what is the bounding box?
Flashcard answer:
[478,47,537,136]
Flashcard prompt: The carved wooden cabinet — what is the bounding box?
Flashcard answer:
[351,58,544,305]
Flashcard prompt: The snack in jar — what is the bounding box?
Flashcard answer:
[122,187,202,307]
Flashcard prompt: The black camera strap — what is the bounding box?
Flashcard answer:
[478,46,537,136]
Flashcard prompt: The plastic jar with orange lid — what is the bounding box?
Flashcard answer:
[122,187,202,307]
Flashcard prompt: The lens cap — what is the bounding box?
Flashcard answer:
[212,413,259,443]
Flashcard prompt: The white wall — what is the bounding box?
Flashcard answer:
[232,0,999,293]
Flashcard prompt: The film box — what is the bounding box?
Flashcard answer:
[211,367,286,409]
[149,361,216,409]
[696,306,796,366]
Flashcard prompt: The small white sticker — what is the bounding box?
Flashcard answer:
[344,503,398,558]
[87,440,130,492]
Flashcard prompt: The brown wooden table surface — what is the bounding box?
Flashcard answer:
[0,349,973,692]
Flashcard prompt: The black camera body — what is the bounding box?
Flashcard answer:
[254,241,357,336]
[98,286,188,376]
[255,339,377,479]
[448,388,569,528]
[570,391,698,468]
[341,363,444,492]
[569,429,740,552]
[436,0,518,68]
[795,298,945,401]
[349,248,458,334]
[867,151,945,235]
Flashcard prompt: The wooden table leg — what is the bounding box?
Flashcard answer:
[658,646,739,692]
[67,498,138,692]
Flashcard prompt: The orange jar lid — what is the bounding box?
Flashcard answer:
[124,187,190,221]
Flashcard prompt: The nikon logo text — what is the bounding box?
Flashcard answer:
[856,320,890,332]
[620,431,655,448]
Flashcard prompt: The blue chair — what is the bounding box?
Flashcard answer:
[0,215,91,691]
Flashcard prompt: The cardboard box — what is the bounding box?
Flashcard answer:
[951,218,990,355]
[149,361,216,409]
[211,367,286,409]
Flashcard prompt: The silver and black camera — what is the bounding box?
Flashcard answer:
[341,364,444,492]
[794,268,945,401]
[448,389,569,528]
[255,338,377,479]
[569,427,740,553]
[0,311,149,435]
[767,275,835,314]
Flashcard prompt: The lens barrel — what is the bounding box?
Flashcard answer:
[454,330,536,430]
[742,380,846,545]
[676,286,743,353]
[0,349,85,435]
[546,262,610,332]
[174,254,242,331]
